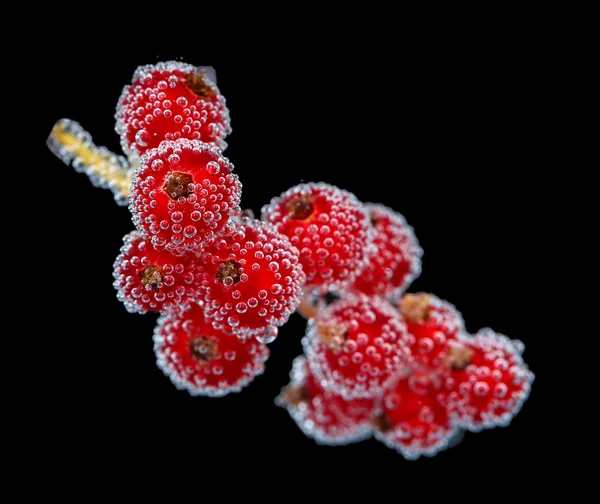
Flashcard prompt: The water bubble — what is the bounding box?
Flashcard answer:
[256,326,278,344]
[135,129,150,147]
[206,161,220,175]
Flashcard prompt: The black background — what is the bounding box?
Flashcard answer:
[38,47,548,477]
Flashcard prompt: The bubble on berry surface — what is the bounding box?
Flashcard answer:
[129,138,241,255]
[256,325,278,344]
[261,182,373,294]
[154,303,269,396]
[302,293,411,400]
[116,61,231,162]
[276,356,377,445]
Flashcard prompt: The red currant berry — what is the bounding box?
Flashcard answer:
[303,294,412,399]
[130,138,241,255]
[197,219,305,340]
[261,183,372,293]
[113,231,201,314]
[154,303,269,396]
[373,376,460,460]
[398,293,464,372]
[277,357,376,445]
[116,61,231,161]
[349,204,422,300]
[437,329,534,431]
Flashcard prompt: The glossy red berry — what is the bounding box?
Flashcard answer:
[398,293,464,372]
[277,356,376,445]
[303,294,411,399]
[154,302,269,396]
[130,138,241,255]
[113,231,201,314]
[261,182,373,293]
[373,376,460,460]
[437,329,534,431]
[116,61,231,161]
[197,219,305,340]
[349,204,422,299]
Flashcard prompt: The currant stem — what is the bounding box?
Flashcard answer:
[47,119,134,205]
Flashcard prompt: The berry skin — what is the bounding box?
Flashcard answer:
[154,302,269,396]
[437,329,534,432]
[277,356,376,445]
[303,294,412,399]
[349,204,422,300]
[129,138,242,255]
[197,219,305,340]
[398,293,465,373]
[373,377,460,460]
[261,182,373,293]
[113,231,201,314]
[116,61,231,161]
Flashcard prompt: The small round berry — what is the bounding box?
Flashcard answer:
[116,61,231,161]
[261,182,373,293]
[197,219,305,339]
[153,303,269,396]
[303,294,412,399]
[398,293,465,372]
[276,356,376,445]
[437,328,534,432]
[373,377,460,460]
[113,231,201,314]
[349,204,422,300]
[129,138,242,254]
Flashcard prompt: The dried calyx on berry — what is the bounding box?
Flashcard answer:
[184,72,217,97]
[286,196,315,221]
[163,172,194,200]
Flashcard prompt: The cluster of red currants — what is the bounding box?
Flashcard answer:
[53,61,534,460]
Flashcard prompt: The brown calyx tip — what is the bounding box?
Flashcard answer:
[318,323,348,350]
[138,265,164,290]
[189,337,218,362]
[216,260,242,285]
[399,293,432,324]
[280,385,308,407]
[163,172,194,200]
[296,301,320,320]
[240,208,255,220]
[371,413,392,433]
[444,345,474,371]
[286,196,315,221]
[184,73,217,97]
[370,212,380,228]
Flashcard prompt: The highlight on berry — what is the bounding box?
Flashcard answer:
[48,60,534,460]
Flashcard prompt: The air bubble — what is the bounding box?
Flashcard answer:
[256,326,278,344]
[206,161,220,175]
[135,129,150,147]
